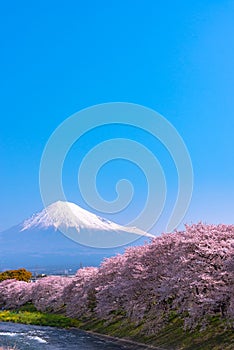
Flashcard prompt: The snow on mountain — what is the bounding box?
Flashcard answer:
[21,201,153,238]
[0,201,153,271]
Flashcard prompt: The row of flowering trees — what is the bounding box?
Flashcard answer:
[0,223,233,332]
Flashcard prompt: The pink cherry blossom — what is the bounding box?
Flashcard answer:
[0,223,233,332]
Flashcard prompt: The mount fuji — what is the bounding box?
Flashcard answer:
[0,201,153,273]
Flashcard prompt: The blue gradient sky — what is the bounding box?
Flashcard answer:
[1,1,233,233]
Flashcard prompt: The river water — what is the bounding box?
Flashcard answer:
[0,322,151,350]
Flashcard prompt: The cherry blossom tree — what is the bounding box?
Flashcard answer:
[31,276,72,312]
[63,267,99,318]
[0,223,233,333]
[0,279,32,309]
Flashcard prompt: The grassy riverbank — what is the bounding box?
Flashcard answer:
[0,304,80,328]
[81,314,234,350]
[0,305,233,350]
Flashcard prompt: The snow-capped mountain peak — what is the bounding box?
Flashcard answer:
[22,201,117,232]
[0,201,154,267]
[21,201,153,238]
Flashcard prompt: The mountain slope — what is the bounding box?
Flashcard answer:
[0,201,153,272]
[21,201,153,248]
[22,201,152,237]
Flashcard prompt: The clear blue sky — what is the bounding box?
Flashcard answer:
[1,0,233,232]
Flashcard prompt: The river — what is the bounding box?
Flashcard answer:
[0,322,152,350]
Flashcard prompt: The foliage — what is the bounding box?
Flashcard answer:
[63,223,234,332]
[31,276,71,313]
[0,268,32,282]
[0,279,33,309]
[81,314,234,350]
[0,308,233,349]
[64,267,99,318]
[0,223,233,347]
[0,309,80,328]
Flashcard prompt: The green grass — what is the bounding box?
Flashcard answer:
[0,305,233,349]
[0,304,81,328]
[81,313,234,350]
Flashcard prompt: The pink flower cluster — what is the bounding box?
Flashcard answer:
[1,223,233,331]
